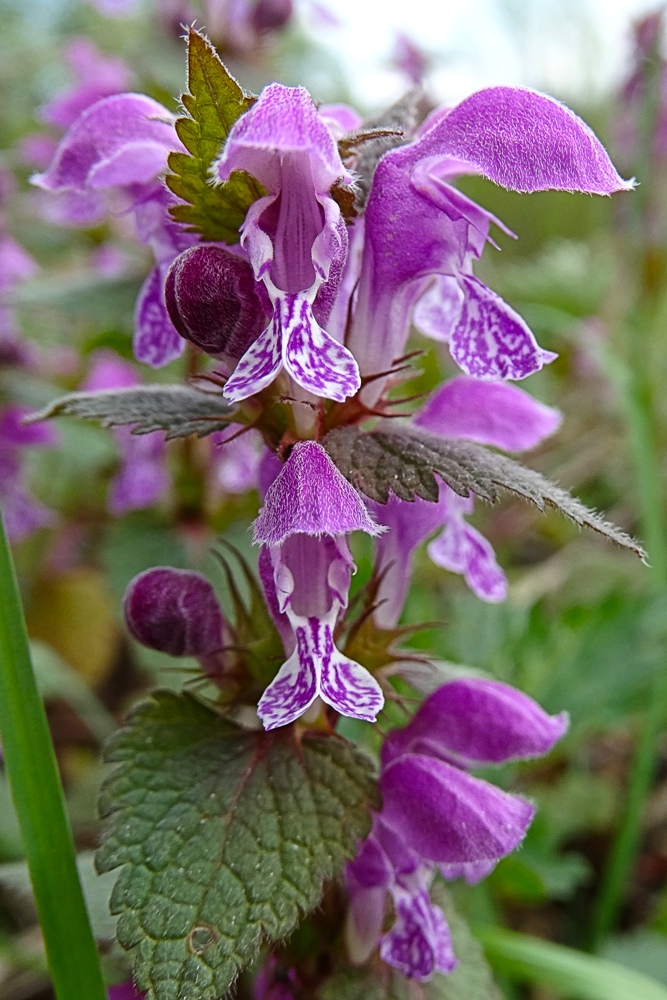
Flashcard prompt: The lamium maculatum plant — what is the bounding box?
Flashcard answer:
[29,26,643,1000]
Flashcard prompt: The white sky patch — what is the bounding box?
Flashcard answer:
[304,0,659,111]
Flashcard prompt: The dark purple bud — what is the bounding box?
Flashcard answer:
[123,567,224,657]
[107,981,146,1000]
[165,245,268,360]
[251,0,293,33]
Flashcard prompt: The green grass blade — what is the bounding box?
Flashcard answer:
[0,510,107,1000]
[477,927,667,1000]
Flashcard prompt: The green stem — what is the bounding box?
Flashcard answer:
[0,510,107,1000]
[590,356,667,949]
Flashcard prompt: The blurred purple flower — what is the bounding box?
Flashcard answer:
[40,37,132,130]
[83,351,169,513]
[33,94,192,366]
[346,678,568,979]
[0,407,57,542]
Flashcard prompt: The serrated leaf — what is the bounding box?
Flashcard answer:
[319,887,501,1000]
[166,27,264,243]
[96,691,377,1000]
[28,385,234,440]
[323,426,645,560]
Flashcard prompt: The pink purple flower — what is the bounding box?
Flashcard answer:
[346,678,568,979]
[253,441,385,729]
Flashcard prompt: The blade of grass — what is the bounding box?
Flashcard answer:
[477,927,667,1000]
[0,509,107,1000]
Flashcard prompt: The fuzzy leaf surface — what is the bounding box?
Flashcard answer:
[323,425,645,559]
[166,27,264,242]
[319,887,501,999]
[29,385,234,440]
[96,691,377,1000]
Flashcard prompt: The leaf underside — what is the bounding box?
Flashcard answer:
[323,425,646,560]
[96,691,377,1000]
[28,385,235,440]
[166,27,264,243]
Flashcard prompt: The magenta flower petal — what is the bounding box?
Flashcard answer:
[417,86,634,194]
[108,428,169,514]
[449,274,557,380]
[107,982,145,1000]
[383,679,569,768]
[253,441,383,544]
[223,321,282,401]
[380,887,457,981]
[33,93,181,193]
[427,507,508,603]
[415,376,561,451]
[133,265,185,368]
[380,755,535,864]
[319,645,384,722]
[257,638,319,729]
[40,37,132,130]
[216,83,348,193]
[440,859,498,884]
[123,567,224,657]
[280,294,360,401]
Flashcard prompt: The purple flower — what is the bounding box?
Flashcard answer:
[33,94,191,366]
[0,407,57,542]
[205,0,294,53]
[253,441,385,729]
[346,678,568,979]
[214,84,360,403]
[372,376,561,621]
[83,351,169,513]
[39,37,132,130]
[347,87,632,399]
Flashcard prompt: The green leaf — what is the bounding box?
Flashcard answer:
[319,888,501,1000]
[97,691,377,1000]
[28,384,235,439]
[478,927,667,1000]
[166,27,264,243]
[0,511,107,1000]
[323,426,645,559]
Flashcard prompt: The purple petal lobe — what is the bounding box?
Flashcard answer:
[33,93,181,193]
[253,441,383,544]
[413,275,464,343]
[384,679,569,768]
[380,889,457,981]
[419,87,634,194]
[416,375,561,451]
[450,274,557,380]
[257,634,318,730]
[223,321,282,402]
[216,83,348,193]
[319,639,384,722]
[134,266,185,368]
[427,517,508,603]
[380,755,534,863]
[440,859,498,884]
[279,293,360,401]
[123,567,224,657]
[165,245,268,359]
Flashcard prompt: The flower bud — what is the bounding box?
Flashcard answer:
[123,567,223,657]
[165,245,268,360]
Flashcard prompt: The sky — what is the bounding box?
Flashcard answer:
[305,0,662,108]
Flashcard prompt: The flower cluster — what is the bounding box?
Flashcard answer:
[33,39,631,986]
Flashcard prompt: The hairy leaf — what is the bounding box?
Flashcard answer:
[323,426,645,559]
[166,27,264,243]
[319,887,501,1000]
[96,692,377,1000]
[28,385,234,440]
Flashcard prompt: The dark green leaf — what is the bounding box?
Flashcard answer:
[166,27,264,242]
[28,384,234,439]
[97,691,377,1000]
[323,426,645,559]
